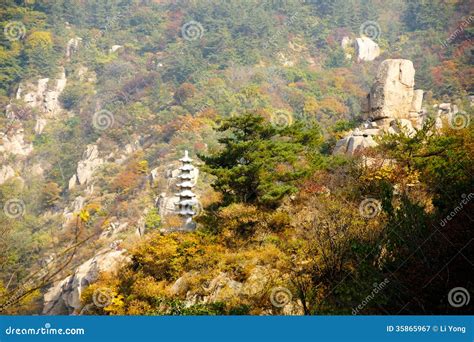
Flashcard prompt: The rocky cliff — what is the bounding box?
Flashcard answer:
[43,249,130,315]
[334,59,427,156]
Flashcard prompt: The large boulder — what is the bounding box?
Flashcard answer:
[334,132,378,156]
[69,144,104,188]
[367,59,416,121]
[355,37,380,62]
[66,37,82,59]
[0,165,15,185]
[334,59,428,156]
[42,249,130,315]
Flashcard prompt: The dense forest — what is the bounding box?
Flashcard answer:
[0,0,473,316]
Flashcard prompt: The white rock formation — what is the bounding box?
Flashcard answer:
[355,37,380,62]
[333,127,379,155]
[16,69,67,118]
[0,129,33,157]
[66,37,82,59]
[31,163,44,177]
[341,36,353,50]
[62,196,87,224]
[433,102,461,129]
[334,59,427,156]
[388,119,416,137]
[109,45,123,53]
[0,165,15,185]
[68,174,77,190]
[367,59,417,120]
[43,249,130,315]
[68,145,104,189]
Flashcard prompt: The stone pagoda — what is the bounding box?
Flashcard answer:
[175,150,199,229]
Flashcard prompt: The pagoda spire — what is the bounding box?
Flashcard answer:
[175,150,198,222]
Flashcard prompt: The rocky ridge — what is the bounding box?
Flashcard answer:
[334,59,427,155]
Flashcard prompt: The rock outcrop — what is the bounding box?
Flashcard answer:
[0,165,15,185]
[366,59,417,120]
[0,128,33,157]
[109,45,123,53]
[171,266,304,315]
[16,69,67,118]
[66,37,82,59]
[68,145,104,189]
[433,102,460,129]
[355,37,380,62]
[334,59,427,156]
[43,249,130,315]
[341,36,380,62]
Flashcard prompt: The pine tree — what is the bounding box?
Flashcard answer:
[199,113,321,208]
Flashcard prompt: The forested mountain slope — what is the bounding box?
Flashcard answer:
[0,0,472,315]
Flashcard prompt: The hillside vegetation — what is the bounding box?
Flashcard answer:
[0,0,472,315]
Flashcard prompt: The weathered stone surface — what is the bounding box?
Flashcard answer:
[341,36,353,50]
[68,174,77,190]
[66,37,82,59]
[203,272,243,303]
[43,250,130,315]
[109,45,123,53]
[438,103,451,110]
[0,129,33,157]
[335,58,427,156]
[333,128,379,156]
[16,69,67,118]
[410,89,424,113]
[368,59,415,120]
[346,135,378,155]
[31,163,44,177]
[355,37,380,62]
[0,165,15,185]
[75,145,103,186]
